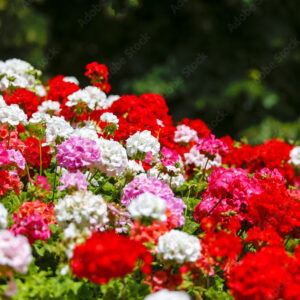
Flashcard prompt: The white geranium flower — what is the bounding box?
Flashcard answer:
[143,289,190,300]
[184,145,222,169]
[174,124,198,143]
[289,146,300,168]
[128,192,166,222]
[0,204,8,229]
[63,76,79,85]
[157,230,201,264]
[45,116,74,144]
[126,130,160,158]
[0,104,28,126]
[96,138,128,176]
[100,112,119,124]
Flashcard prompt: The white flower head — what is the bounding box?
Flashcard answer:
[126,130,160,158]
[143,289,191,300]
[34,85,47,97]
[128,192,166,222]
[0,204,8,229]
[63,76,79,85]
[29,112,52,124]
[148,166,184,189]
[184,145,222,169]
[71,124,99,141]
[38,100,60,114]
[45,116,74,145]
[174,124,198,143]
[124,160,145,175]
[0,95,7,108]
[66,86,107,110]
[100,112,119,124]
[0,104,28,126]
[289,146,300,168]
[157,230,201,264]
[96,138,128,176]
[0,58,40,92]
[55,190,108,232]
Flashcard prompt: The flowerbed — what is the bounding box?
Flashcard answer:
[0,58,299,300]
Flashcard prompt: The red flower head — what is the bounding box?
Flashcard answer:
[85,62,111,93]
[4,88,39,118]
[47,75,80,102]
[23,137,52,170]
[71,231,153,284]
[228,246,300,300]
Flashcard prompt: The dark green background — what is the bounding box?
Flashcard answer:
[1,0,300,144]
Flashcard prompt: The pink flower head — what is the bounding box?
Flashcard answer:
[7,149,25,170]
[196,134,228,157]
[122,176,186,226]
[161,147,180,167]
[0,230,32,274]
[194,167,260,222]
[58,171,88,191]
[10,213,51,245]
[253,167,285,184]
[144,151,153,164]
[56,136,101,172]
[0,145,10,166]
[34,175,51,193]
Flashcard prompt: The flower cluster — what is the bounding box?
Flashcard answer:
[122,176,186,226]
[56,136,101,172]
[157,230,201,264]
[0,58,299,300]
[70,231,152,284]
[0,230,32,275]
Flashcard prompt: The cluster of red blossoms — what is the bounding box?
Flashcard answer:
[9,200,56,244]
[70,231,153,284]
[85,62,111,93]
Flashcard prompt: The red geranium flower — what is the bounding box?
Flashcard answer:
[71,231,153,284]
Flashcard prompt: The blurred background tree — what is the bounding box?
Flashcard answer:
[0,0,299,144]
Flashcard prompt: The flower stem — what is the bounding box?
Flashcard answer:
[206,198,223,217]
[39,140,43,176]
[7,131,11,149]
[199,158,209,183]
[52,163,57,201]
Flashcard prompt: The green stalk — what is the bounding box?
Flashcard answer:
[39,139,43,176]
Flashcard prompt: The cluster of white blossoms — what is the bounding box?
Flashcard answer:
[55,190,108,233]
[71,122,99,141]
[0,204,8,229]
[29,112,51,124]
[66,86,107,110]
[184,145,222,169]
[148,165,185,189]
[157,230,201,264]
[124,160,145,175]
[289,146,300,168]
[128,192,167,222]
[174,124,198,144]
[100,112,119,124]
[45,116,74,145]
[38,100,60,115]
[0,103,28,127]
[0,58,40,92]
[143,289,190,300]
[0,230,32,274]
[96,138,128,176]
[126,130,160,158]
